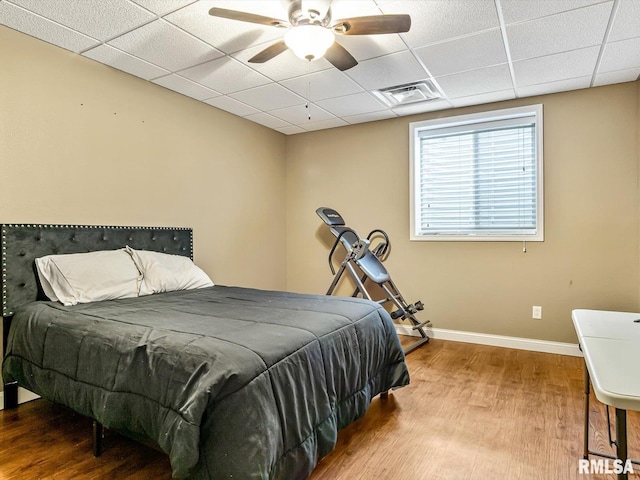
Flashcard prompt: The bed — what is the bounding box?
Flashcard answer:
[1,224,410,479]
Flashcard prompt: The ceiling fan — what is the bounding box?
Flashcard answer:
[208,1,411,71]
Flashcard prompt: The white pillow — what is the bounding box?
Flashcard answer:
[35,249,141,306]
[125,247,213,296]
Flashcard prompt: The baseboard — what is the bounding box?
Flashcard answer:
[395,324,582,357]
[0,387,40,410]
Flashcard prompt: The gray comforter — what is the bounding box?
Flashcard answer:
[2,285,409,479]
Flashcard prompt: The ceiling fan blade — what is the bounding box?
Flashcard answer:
[334,14,411,35]
[248,40,289,63]
[208,7,288,28]
[324,42,358,71]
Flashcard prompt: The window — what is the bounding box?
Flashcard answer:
[410,105,543,241]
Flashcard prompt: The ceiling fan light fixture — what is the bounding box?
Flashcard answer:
[284,25,335,61]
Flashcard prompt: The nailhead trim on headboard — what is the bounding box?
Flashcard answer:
[1,224,193,317]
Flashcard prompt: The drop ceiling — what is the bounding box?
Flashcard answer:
[1,0,639,135]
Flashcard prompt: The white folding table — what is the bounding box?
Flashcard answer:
[572,309,640,480]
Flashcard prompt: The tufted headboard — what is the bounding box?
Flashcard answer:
[1,224,193,317]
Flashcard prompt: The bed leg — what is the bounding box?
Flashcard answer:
[380,391,389,400]
[3,381,18,409]
[93,420,104,457]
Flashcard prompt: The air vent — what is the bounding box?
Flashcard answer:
[372,80,441,107]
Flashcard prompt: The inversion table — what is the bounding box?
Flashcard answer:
[316,207,430,354]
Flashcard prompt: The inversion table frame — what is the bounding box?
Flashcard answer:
[317,208,430,354]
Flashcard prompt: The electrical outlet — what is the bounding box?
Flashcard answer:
[532,306,542,319]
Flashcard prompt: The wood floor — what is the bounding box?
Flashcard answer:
[1,339,638,479]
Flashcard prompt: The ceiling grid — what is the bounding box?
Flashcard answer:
[1,0,638,134]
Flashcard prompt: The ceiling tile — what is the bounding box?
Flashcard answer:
[164,1,284,55]
[244,112,292,129]
[179,56,272,94]
[269,103,334,124]
[203,0,290,18]
[334,35,408,62]
[204,96,260,117]
[130,0,196,16]
[276,125,306,135]
[108,19,223,72]
[152,74,220,100]
[229,83,305,111]
[598,37,640,74]
[435,64,513,99]
[342,110,397,125]
[499,0,606,25]
[231,45,332,82]
[513,46,600,87]
[345,50,430,91]
[331,0,383,18]
[507,2,612,61]
[608,0,640,42]
[8,0,155,41]
[415,29,506,77]
[0,2,99,52]
[281,69,363,101]
[83,44,170,80]
[302,118,349,132]
[449,89,516,108]
[316,92,387,117]
[516,76,592,97]
[379,0,500,48]
[593,67,640,86]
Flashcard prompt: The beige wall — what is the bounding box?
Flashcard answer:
[286,83,640,344]
[0,26,287,288]
[0,26,287,372]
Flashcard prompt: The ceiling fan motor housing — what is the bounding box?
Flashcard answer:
[288,2,332,27]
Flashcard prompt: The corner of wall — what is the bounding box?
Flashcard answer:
[637,79,640,308]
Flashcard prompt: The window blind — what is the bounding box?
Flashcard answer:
[414,112,540,238]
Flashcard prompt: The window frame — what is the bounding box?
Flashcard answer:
[409,104,544,242]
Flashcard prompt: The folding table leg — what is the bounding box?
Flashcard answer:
[583,363,590,460]
[615,408,628,480]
